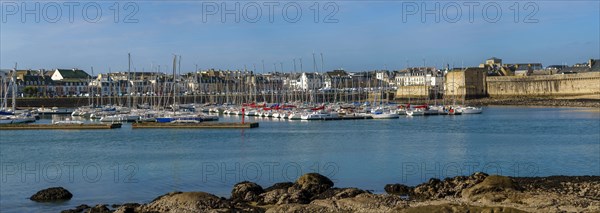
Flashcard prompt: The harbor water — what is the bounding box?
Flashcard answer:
[1,106,599,212]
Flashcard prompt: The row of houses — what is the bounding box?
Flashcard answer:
[481,57,600,76]
[0,68,440,97]
[0,68,91,97]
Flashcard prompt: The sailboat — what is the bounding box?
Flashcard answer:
[460,106,483,114]
[369,71,399,119]
[406,108,425,116]
[370,107,400,119]
[0,67,36,124]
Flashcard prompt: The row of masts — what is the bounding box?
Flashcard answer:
[2,54,452,112]
[0,52,446,111]
[82,53,394,108]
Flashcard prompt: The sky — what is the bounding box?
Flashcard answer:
[0,1,598,73]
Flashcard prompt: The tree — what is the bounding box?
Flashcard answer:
[23,86,38,97]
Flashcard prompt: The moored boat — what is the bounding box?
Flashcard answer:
[407,109,425,116]
[460,106,483,114]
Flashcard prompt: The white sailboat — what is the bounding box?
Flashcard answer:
[0,67,36,124]
[288,110,304,120]
[0,114,36,124]
[53,118,84,125]
[460,106,483,114]
[370,108,399,119]
[301,110,338,120]
[406,108,425,116]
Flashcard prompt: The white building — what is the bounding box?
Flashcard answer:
[395,68,443,87]
[298,72,323,91]
[395,67,444,98]
[50,69,91,96]
[323,70,351,89]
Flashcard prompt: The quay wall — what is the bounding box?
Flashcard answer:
[395,86,430,98]
[486,72,600,98]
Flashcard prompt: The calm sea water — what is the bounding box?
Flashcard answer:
[1,106,599,212]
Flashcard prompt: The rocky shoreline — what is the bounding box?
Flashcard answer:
[29,172,599,213]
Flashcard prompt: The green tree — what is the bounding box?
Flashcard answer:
[23,86,38,97]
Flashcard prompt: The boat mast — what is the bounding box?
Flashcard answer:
[320,53,325,103]
[312,52,317,104]
[11,63,17,112]
[90,67,94,106]
[127,53,132,108]
[2,69,8,110]
[178,55,182,105]
[172,54,177,112]
[300,58,304,103]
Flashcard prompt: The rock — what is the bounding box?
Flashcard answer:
[278,187,311,204]
[462,175,522,202]
[265,203,334,213]
[464,175,521,195]
[513,175,600,199]
[313,187,369,200]
[231,181,264,202]
[412,172,488,200]
[230,200,266,213]
[332,187,369,199]
[112,203,140,213]
[266,173,335,204]
[310,193,408,212]
[138,191,232,212]
[30,187,73,202]
[267,193,408,212]
[60,204,90,213]
[113,206,133,213]
[264,182,294,192]
[412,178,443,199]
[398,204,529,213]
[259,189,288,205]
[385,184,412,196]
[60,173,600,213]
[75,204,91,212]
[294,173,334,195]
[86,204,110,213]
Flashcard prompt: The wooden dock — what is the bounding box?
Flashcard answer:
[0,123,122,130]
[132,122,259,129]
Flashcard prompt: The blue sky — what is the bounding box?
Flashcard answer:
[1,1,598,73]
